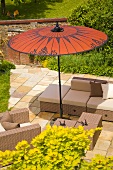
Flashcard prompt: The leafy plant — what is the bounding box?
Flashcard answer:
[0,60,15,72]
[80,154,113,170]
[45,51,113,77]
[0,71,10,112]
[0,60,15,112]
[68,0,113,54]
[0,125,101,170]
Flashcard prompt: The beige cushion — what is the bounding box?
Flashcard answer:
[101,83,113,99]
[87,97,113,111]
[1,122,20,131]
[20,122,31,127]
[62,89,90,107]
[38,84,70,103]
[0,123,5,132]
[71,79,91,92]
[1,112,12,123]
[90,81,103,97]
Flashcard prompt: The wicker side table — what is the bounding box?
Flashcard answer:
[75,112,102,150]
[53,118,77,127]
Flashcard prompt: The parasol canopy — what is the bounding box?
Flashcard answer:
[8,23,108,56]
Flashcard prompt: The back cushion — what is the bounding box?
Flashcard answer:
[71,79,91,92]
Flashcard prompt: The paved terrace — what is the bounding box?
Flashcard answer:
[9,65,113,160]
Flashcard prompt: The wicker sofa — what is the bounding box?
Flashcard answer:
[38,77,113,121]
[0,108,41,151]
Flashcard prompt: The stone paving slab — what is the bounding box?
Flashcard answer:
[10,82,22,89]
[9,87,16,95]
[29,107,40,115]
[27,90,42,97]
[19,73,34,78]
[23,81,38,87]
[13,77,28,83]
[38,112,54,120]
[38,80,54,86]
[99,130,113,141]
[11,91,26,98]
[30,99,40,107]
[15,65,26,69]
[29,112,36,122]
[94,139,110,151]
[9,97,20,105]
[14,102,30,108]
[11,68,28,73]
[32,85,48,91]
[10,73,21,81]
[106,147,113,156]
[28,68,41,74]
[20,95,37,103]
[31,117,48,131]
[16,86,32,93]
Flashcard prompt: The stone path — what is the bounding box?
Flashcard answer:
[9,65,113,160]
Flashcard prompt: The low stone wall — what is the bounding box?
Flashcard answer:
[0,18,67,65]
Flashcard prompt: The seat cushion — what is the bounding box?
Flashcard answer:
[20,122,31,127]
[1,122,20,130]
[38,84,70,103]
[101,83,113,99]
[87,97,113,111]
[71,79,91,92]
[1,111,12,123]
[90,81,103,97]
[62,89,90,107]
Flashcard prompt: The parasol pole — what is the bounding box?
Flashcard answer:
[58,55,63,118]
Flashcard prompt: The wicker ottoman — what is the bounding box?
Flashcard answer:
[38,84,70,113]
[75,112,102,150]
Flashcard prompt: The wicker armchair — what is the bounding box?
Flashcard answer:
[0,108,41,151]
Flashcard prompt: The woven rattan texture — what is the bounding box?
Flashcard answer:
[40,102,60,113]
[10,108,29,123]
[87,108,113,121]
[0,124,41,151]
[63,104,86,116]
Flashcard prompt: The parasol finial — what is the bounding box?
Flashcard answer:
[51,21,64,32]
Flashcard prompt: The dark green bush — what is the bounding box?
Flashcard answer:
[46,51,113,77]
[0,60,15,72]
[68,0,113,54]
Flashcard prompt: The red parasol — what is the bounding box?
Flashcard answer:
[8,22,108,118]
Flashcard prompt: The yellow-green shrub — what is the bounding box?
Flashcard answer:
[0,125,101,170]
[81,154,113,170]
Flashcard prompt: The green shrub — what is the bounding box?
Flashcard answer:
[46,51,113,77]
[35,56,51,63]
[0,71,10,112]
[0,60,15,72]
[68,0,113,54]
[1,126,113,170]
[0,125,100,170]
[81,154,113,170]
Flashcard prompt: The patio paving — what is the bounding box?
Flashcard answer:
[8,65,113,160]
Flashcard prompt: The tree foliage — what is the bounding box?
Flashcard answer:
[68,0,113,54]
[1,0,25,15]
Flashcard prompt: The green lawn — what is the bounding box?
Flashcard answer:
[1,0,85,20]
[0,72,10,112]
